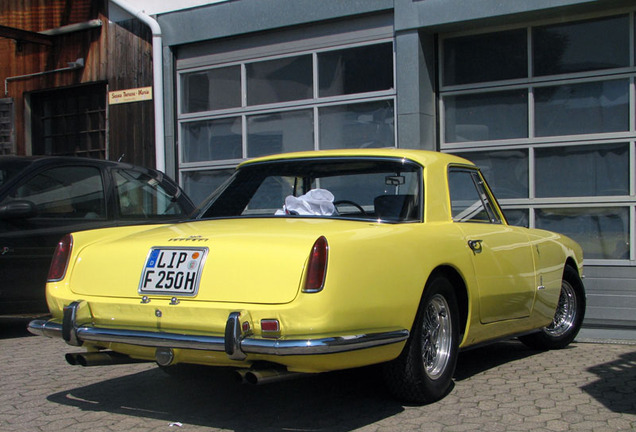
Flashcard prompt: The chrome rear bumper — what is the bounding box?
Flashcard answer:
[28,301,409,359]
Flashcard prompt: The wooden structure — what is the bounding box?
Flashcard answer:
[0,0,156,168]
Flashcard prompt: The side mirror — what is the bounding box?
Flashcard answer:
[0,200,37,219]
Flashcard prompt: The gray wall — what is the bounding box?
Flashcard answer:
[158,0,636,337]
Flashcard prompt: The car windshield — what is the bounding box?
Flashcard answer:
[199,157,423,223]
[0,159,31,189]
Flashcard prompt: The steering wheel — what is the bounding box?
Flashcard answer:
[333,200,367,215]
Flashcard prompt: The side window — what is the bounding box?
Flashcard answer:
[448,168,500,223]
[114,169,188,219]
[6,166,105,219]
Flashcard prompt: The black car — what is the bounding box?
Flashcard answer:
[0,156,195,315]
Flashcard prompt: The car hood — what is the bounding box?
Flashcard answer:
[68,218,390,304]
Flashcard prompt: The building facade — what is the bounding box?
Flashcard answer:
[0,0,156,167]
[156,0,636,337]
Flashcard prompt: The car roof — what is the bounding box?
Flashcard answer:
[0,155,136,169]
[0,156,168,196]
[0,156,166,181]
[238,148,475,169]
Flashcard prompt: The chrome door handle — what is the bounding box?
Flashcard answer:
[468,239,483,254]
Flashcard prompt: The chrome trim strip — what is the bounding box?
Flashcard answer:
[28,319,63,339]
[240,331,410,356]
[28,319,409,357]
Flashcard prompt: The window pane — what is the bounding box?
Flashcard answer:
[182,117,242,163]
[533,15,629,76]
[536,207,629,260]
[247,55,312,105]
[31,84,106,158]
[181,66,241,113]
[443,29,527,86]
[247,109,314,158]
[448,170,492,223]
[202,158,422,223]
[11,166,105,218]
[322,170,420,221]
[0,159,29,188]
[455,150,528,199]
[444,90,528,142]
[319,100,394,150]
[183,169,234,206]
[502,208,529,227]
[535,143,629,198]
[114,170,189,219]
[244,176,296,215]
[319,43,393,97]
[534,80,629,137]
[0,100,14,155]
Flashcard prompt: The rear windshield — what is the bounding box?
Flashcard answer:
[199,157,423,223]
[0,159,31,189]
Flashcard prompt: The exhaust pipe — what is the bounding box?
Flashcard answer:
[65,351,149,367]
[238,368,303,385]
[233,369,249,383]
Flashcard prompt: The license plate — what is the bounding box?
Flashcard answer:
[138,247,208,296]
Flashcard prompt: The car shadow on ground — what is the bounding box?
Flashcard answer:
[47,365,404,431]
[582,349,636,415]
[44,340,544,430]
[0,316,45,340]
[453,339,544,381]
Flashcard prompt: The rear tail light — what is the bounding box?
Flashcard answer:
[48,234,73,282]
[303,236,328,293]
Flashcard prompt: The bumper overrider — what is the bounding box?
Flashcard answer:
[28,301,409,363]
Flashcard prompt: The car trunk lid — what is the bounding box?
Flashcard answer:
[68,219,342,304]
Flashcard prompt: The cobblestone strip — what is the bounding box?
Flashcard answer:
[1,328,634,432]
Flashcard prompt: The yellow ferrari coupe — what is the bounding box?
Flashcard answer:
[29,149,585,404]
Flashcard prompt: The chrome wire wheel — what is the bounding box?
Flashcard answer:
[519,265,585,350]
[421,294,452,380]
[545,279,577,338]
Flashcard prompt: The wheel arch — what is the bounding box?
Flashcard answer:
[564,257,582,278]
[427,265,469,340]
[564,256,586,308]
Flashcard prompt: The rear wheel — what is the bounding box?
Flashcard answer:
[383,275,460,404]
[520,265,585,350]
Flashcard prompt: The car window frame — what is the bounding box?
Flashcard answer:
[111,167,193,221]
[448,165,505,225]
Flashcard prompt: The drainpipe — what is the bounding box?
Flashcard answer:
[109,0,165,172]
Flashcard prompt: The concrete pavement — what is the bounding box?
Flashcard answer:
[1,320,635,431]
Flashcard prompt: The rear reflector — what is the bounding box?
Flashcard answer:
[48,234,73,281]
[261,319,280,332]
[304,236,328,293]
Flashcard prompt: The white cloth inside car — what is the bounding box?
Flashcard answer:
[275,189,336,216]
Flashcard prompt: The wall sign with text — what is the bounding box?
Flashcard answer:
[108,87,153,105]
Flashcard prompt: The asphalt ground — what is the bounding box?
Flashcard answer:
[1,318,635,432]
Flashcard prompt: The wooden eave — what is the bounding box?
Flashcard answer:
[0,20,103,46]
[0,24,53,46]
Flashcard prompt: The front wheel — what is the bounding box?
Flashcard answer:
[520,265,585,350]
[383,275,460,404]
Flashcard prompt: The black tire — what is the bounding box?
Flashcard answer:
[520,265,585,350]
[383,275,460,404]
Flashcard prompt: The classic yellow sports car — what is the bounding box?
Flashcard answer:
[29,149,585,404]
